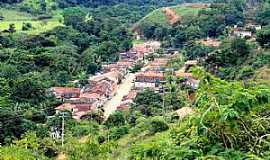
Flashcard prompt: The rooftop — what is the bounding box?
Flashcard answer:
[136,72,165,78]
[50,87,81,94]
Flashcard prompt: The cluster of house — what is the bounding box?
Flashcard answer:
[232,23,262,38]
[115,56,170,111]
[116,56,201,111]
[50,41,161,120]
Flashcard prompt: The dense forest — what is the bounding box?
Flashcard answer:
[0,0,270,159]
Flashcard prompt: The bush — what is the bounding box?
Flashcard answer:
[236,66,255,80]
[108,125,129,140]
[149,116,169,134]
[130,116,150,136]
[105,111,126,128]
[71,121,100,137]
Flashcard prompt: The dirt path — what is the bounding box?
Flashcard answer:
[103,73,135,119]
[163,7,179,24]
[56,153,67,160]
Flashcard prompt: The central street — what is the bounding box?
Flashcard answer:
[103,73,135,119]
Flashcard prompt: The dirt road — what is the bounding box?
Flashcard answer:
[163,7,179,24]
[103,73,135,119]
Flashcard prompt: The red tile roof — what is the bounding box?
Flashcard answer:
[80,93,101,99]
[136,72,165,83]
[123,90,138,101]
[117,102,130,111]
[51,87,80,95]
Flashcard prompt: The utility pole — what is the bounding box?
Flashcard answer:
[61,113,65,147]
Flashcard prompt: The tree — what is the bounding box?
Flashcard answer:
[132,89,163,116]
[105,111,126,128]
[0,78,12,108]
[257,6,270,25]
[257,25,270,48]
[149,116,169,134]
[63,7,86,28]
[11,75,46,104]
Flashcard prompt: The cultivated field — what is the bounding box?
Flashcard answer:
[0,9,63,34]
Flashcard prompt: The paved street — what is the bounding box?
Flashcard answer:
[103,73,135,119]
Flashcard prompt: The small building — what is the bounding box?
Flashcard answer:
[246,23,262,31]
[135,72,165,89]
[55,103,96,120]
[175,70,200,90]
[185,78,200,90]
[65,93,106,108]
[49,87,81,99]
[89,71,123,84]
[232,28,252,38]
[84,79,117,99]
[119,51,139,60]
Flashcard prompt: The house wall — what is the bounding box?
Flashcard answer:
[134,82,156,89]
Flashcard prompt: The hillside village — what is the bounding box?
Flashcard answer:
[50,41,200,120]
[1,0,270,159]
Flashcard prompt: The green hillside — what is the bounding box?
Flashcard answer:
[136,5,203,28]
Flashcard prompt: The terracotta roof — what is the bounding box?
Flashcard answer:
[90,71,121,83]
[80,93,101,99]
[136,72,164,78]
[55,103,75,110]
[56,103,94,112]
[51,87,80,94]
[74,104,94,112]
[123,90,138,101]
[117,102,130,110]
[73,111,88,120]
[117,61,133,67]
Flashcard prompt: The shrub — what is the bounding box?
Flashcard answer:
[108,125,129,140]
[105,111,126,128]
[149,116,169,134]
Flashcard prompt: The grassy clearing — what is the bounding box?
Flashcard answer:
[0,9,33,21]
[140,8,169,26]
[0,9,63,35]
[171,5,201,17]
